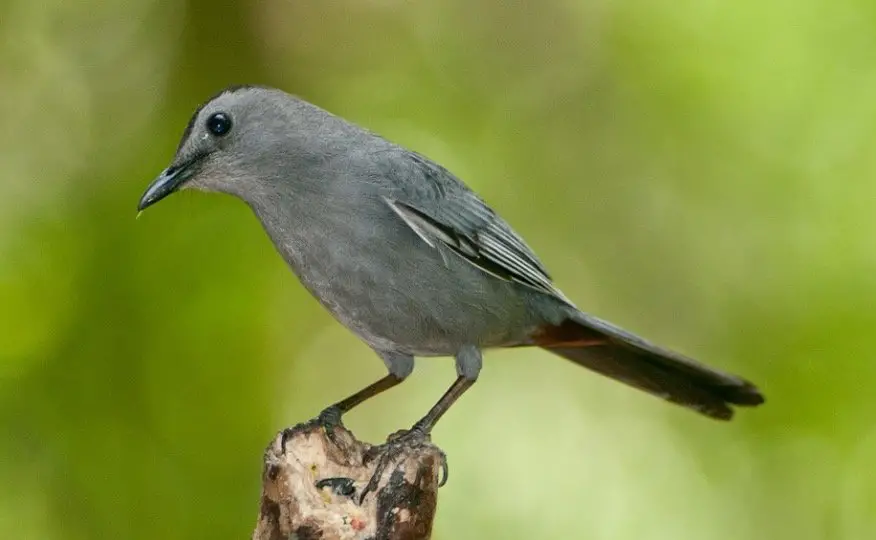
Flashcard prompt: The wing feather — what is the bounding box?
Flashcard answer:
[384,196,569,302]
[378,150,571,303]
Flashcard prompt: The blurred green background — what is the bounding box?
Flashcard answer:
[2,0,874,538]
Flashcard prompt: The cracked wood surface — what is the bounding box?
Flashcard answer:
[252,420,445,540]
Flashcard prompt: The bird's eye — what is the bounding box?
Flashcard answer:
[206,112,232,136]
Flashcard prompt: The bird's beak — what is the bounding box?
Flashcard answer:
[137,158,199,211]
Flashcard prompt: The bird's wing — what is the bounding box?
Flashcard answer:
[382,151,571,303]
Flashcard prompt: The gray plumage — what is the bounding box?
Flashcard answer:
[139,86,764,427]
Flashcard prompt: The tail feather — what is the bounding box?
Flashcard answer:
[533,312,764,420]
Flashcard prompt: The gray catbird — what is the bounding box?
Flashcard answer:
[139,86,764,445]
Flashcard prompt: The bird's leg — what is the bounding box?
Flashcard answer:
[317,374,404,430]
[358,346,481,502]
[406,375,476,436]
[307,351,414,448]
[284,375,402,452]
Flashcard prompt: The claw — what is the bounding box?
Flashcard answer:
[280,427,295,453]
[317,406,345,447]
[358,449,394,504]
[358,427,448,504]
[437,449,449,487]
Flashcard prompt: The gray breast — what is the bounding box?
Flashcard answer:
[252,190,537,355]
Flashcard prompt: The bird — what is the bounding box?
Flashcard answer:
[138,85,764,457]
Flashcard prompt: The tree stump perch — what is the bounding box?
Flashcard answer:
[252,420,445,540]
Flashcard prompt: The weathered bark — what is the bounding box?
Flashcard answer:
[252,420,445,540]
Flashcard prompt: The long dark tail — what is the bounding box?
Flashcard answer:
[533,311,764,420]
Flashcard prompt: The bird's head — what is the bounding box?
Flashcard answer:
[138,85,334,211]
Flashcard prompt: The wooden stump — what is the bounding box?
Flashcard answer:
[252,420,445,540]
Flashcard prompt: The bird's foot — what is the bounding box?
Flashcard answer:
[316,405,347,447]
[281,406,347,453]
[358,424,448,504]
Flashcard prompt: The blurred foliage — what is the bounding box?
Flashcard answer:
[1,0,875,538]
